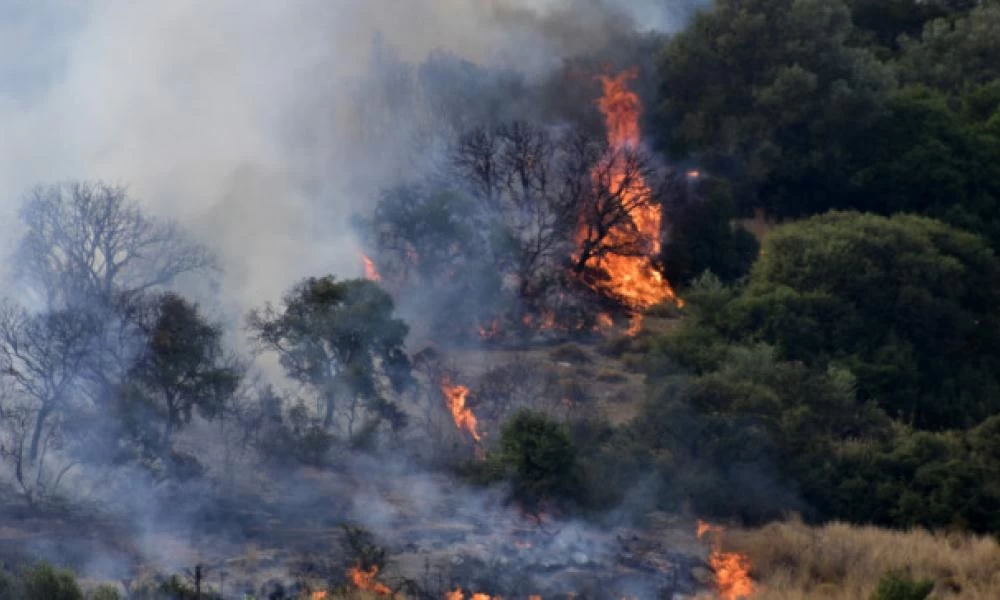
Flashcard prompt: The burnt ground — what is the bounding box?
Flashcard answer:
[0,316,713,599]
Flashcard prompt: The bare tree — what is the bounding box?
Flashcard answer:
[570,144,662,274]
[451,122,579,300]
[15,181,217,309]
[0,302,98,500]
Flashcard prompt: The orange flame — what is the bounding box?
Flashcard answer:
[348,563,393,596]
[362,255,382,282]
[440,377,482,444]
[696,520,755,600]
[310,592,328,600]
[446,590,504,600]
[575,70,678,312]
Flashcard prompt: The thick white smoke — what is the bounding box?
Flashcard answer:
[0,0,696,314]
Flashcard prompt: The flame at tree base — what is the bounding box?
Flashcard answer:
[697,520,755,600]
[348,563,394,596]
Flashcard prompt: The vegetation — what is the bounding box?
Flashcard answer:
[722,518,1000,599]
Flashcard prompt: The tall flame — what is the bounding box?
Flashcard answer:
[440,377,482,443]
[348,563,393,596]
[575,70,678,313]
[362,255,382,282]
[696,520,755,600]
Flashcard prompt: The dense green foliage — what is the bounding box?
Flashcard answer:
[727,212,1000,428]
[627,213,1000,532]
[657,0,895,215]
[494,410,581,508]
[248,276,411,437]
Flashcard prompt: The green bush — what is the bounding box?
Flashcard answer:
[20,563,83,600]
[497,410,581,507]
[89,584,123,600]
[871,571,934,600]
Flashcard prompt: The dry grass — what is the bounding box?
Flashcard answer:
[724,517,1000,599]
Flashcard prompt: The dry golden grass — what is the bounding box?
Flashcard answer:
[724,517,1000,599]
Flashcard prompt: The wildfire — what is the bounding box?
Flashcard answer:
[348,563,393,596]
[575,70,678,313]
[696,520,755,600]
[362,254,382,282]
[310,592,328,600]
[440,377,482,444]
[446,589,501,600]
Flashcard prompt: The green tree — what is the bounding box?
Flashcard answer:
[845,86,1000,247]
[726,212,1000,429]
[897,2,1000,94]
[248,277,411,437]
[118,293,242,453]
[661,180,759,286]
[19,564,83,600]
[656,0,895,216]
[497,410,580,507]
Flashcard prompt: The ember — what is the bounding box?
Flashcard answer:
[696,520,755,600]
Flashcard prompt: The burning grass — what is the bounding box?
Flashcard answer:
[723,517,1000,599]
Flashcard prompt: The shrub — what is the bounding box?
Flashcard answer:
[89,584,123,600]
[871,572,934,600]
[20,564,83,600]
[497,410,581,507]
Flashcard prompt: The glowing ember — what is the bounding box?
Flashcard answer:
[595,312,614,330]
[446,589,502,600]
[362,255,382,282]
[440,377,482,444]
[697,520,755,600]
[348,563,393,596]
[574,70,678,312]
[310,592,328,600]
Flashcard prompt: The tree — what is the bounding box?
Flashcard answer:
[656,0,895,215]
[247,277,411,437]
[0,302,98,498]
[497,410,580,508]
[118,293,241,455]
[724,212,1000,429]
[14,181,216,309]
[897,2,1000,94]
[450,122,582,299]
[844,85,1000,248]
[661,178,759,286]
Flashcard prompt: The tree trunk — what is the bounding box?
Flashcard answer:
[28,405,52,463]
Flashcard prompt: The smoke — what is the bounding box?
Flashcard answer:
[0,2,715,595]
[0,0,700,314]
